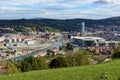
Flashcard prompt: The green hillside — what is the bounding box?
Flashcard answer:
[0,16,120,32]
[0,60,120,80]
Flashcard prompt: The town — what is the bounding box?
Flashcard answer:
[0,0,120,79]
[0,30,61,61]
[0,21,119,64]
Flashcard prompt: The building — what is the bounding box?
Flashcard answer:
[26,40,40,45]
[71,36,105,47]
[79,22,85,36]
[0,42,4,47]
[0,37,5,42]
[105,41,118,49]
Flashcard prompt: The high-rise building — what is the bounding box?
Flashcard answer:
[79,22,85,36]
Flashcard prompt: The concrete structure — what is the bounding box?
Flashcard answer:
[71,36,105,47]
[26,40,40,45]
[15,52,22,56]
[0,53,7,58]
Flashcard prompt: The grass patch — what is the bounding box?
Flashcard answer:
[0,60,120,80]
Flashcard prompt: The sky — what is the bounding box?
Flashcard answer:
[0,0,120,19]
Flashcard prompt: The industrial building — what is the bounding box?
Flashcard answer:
[71,36,105,47]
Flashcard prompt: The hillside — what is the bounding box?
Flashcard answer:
[0,16,120,31]
[0,60,120,80]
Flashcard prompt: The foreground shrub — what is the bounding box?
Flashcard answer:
[20,56,48,72]
[5,61,21,74]
[67,50,91,66]
[112,45,120,59]
[49,56,69,68]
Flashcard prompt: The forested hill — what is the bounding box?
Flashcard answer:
[0,16,120,31]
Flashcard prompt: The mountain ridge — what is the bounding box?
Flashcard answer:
[0,16,119,31]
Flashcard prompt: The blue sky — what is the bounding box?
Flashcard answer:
[0,0,119,19]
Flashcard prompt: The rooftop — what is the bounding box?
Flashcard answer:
[71,36,105,41]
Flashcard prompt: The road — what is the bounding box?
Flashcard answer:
[10,35,64,61]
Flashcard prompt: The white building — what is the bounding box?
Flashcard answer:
[0,53,7,57]
[15,52,22,56]
[71,36,105,47]
[105,41,118,47]
[26,40,40,45]
[0,36,5,42]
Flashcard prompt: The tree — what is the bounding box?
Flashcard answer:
[66,55,75,67]
[66,43,73,50]
[32,57,48,70]
[20,60,32,72]
[112,45,120,59]
[66,50,91,66]
[5,61,21,74]
[74,50,91,66]
[20,56,35,72]
[20,56,48,72]
[49,56,68,68]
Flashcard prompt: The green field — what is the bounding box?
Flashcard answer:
[0,60,120,80]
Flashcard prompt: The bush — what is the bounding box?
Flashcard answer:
[20,60,32,72]
[5,61,21,74]
[49,56,68,68]
[20,56,48,72]
[66,43,73,50]
[66,50,91,66]
[112,45,120,59]
[66,55,75,67]
[32,57,48,70]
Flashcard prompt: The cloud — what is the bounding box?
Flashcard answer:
[0,0,120,19]
[93,0,113,4]
[0,0,58,5]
